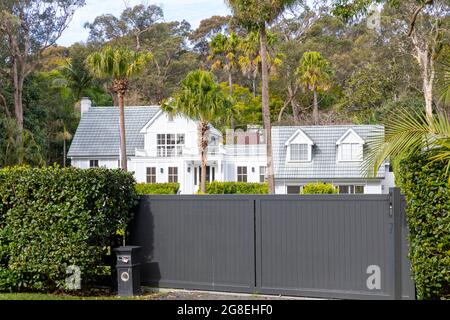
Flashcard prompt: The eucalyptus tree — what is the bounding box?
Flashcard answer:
[297,51,332,125]
[0,0,85,138]
[330,0,450,118]
[225,0,299,193]
[163,70,231,193]
[87,46,152,171]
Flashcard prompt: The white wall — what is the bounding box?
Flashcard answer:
[71,158,119,169]
[143,112,221,157]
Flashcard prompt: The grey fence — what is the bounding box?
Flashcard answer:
[128,188,415,300]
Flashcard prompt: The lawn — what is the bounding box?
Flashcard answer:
[0,292,165,300]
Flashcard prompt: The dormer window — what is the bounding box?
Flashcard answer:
[290,144,309,161]
[285,129,314,163]
[336,128,365,162]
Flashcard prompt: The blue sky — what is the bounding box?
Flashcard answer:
[58,0,230,46]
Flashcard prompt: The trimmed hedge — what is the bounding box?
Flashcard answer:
[0,166,138,292]
[301,182,338,194]
[205,181,269,194]
[398,154,450,300]
[135,183,180,195]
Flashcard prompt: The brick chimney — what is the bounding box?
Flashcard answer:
[80,97,92,115]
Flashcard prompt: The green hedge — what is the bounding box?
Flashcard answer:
[301,182,338,194]
[0,166,138,292]
[135,183,180,195]
[398,154,450,300]
[205,181,269,194]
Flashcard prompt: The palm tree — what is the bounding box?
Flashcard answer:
[87,46,152,171]
[365,108,450,182]
[297,51,332,125]
[163,70,230,193]
[225,0,297,194]
[55,125,73,168]
[209,32,241,128]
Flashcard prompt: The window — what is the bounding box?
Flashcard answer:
[287,185,301,194]
[290,144,309,161]
[89,160,99,168]
[337,185,364,194]
[157,134,185,157]
[146,167,156,184]
[168,167,178,183]
[259,166,267,183]
[340,143,362,161]
[237,166,247,182]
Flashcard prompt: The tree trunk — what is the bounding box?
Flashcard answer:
[228,71,235,129]
[12,56,24,143]
[313,89,319,125]
[118,94,128,171]
[291,99,300,124]
[63,139,66,167]
[252,74,257,97]
[260,26,275,194]
[198,121,209,193]
[411,30,435,118]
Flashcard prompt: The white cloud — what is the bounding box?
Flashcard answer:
[58,0,229,46]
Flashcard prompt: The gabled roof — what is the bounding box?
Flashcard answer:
[272,125,386,179]
[336,128,365,145]
[139,109,164,133]
[68,106,160,158]
[284,129,314,146]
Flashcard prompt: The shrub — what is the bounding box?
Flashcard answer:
[398,154,450,300]
[205,181,269,194]
[0,166,138,292]
[301,182,338,194]
[135,183,180,195]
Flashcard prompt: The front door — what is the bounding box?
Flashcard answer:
[198,166,215,183]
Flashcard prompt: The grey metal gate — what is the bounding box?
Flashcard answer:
[128,188,415,300]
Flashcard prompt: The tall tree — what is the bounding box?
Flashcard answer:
[297,51,332,125]
[330,0,450,118]
[0,0,85,138]
[209,32,241,128]
[163,70,230,193]
[87,46,152,171]
[225,0,298,193]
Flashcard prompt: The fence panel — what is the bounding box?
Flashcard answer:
[129,191,415,300]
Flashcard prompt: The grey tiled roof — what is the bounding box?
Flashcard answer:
[272,125,386,180]
[68,106,160,157]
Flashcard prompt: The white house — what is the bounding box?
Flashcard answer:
[68,98,394,194]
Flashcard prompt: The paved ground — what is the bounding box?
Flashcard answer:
[146,288,321,300]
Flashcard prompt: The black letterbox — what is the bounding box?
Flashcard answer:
[113,246,142,296]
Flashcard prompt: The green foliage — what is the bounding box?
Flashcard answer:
[135,183,180,195]
[397,153,450,300]
[205,181,269,194]
[301,182,338,194]
[297,51,332,93]
[87,46,153,81]
[0,166,138,292]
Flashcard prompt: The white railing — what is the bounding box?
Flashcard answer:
[135,146,227,158]
[225,144,267,157]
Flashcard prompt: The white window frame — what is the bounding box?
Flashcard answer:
[285,129,314,163]
[336,128,365,163]
[288,143,311,162]
[157,133,185,157]
[338,143,363,162]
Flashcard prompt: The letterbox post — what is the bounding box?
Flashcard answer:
[113,246,142,297]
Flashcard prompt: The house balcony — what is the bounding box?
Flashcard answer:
[135,145,226,158]
[224,144,267,157]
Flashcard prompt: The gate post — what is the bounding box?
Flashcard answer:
[389,187,402,300]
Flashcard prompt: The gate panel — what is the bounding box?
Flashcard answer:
[255,195,395,299]
[129,195,255,292]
